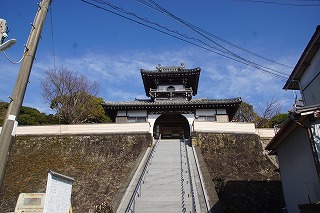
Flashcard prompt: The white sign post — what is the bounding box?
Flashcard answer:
[43,171,74,213]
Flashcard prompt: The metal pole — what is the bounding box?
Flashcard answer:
[0,0,52,190]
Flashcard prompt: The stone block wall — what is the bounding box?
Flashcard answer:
[0,133,152,213]
[0,131,285,213]
[192,132,285,213]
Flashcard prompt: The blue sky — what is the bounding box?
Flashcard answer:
[0,0,319,115]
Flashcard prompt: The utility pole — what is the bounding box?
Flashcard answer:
[0,0,52,190]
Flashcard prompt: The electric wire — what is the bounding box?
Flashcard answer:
[50,3,56,69]
[136,0,291,79]
[82,0,288,80]
[100,0,246,60]
[2,51,24,64]
[138,0,291,80]
[80,0,289,80]
[136,0,292,71]
[137,0,247,57]
[235,0,320,6]
[96,0,289,79]
[79,0,232,58]
[90,0,226,53]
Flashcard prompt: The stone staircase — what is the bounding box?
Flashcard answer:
[133,139,193,212]
[118,139,197,212]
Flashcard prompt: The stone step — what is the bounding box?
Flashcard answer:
[132,200,182,212]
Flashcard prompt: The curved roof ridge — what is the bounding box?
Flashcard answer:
[140,67,200,73]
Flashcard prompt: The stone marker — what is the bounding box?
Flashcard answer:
[43,171,74,213]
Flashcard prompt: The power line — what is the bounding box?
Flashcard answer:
[136,0,293,80]
[79,0,234,58]
[121,0,290,78]
[82,0,242,59]
[136,0,293,70]
[80,0,289,80]
[235,0,320,6]
[142,0,292,78]
[82,0,289,80]
[50,3,56,68]
[2,51,24,64]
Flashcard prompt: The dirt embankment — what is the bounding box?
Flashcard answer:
[0,133,151,213]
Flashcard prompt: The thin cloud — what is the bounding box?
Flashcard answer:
[1,47,297,114]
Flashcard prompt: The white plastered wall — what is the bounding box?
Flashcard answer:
[147,114,161,136]
[182,113,195,137]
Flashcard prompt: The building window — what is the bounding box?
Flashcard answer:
[116,116,127,123]
[127,117,147,123]
[196,116,216,122]
[207,116,216,121]
[310,120,320,179]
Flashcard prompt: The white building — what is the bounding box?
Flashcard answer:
[102,64,241,139]
[266,25,320,213]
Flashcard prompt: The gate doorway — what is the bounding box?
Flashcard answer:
[153,113,190,139]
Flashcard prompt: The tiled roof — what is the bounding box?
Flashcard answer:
[103,97,242,122]
[140,66,201,96]
[102,97,242,108]
[140,67,201,74]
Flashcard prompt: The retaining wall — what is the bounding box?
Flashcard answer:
[192,131,284,212]
[0,133,152,213]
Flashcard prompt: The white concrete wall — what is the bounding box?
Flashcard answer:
[193,121,256,134]
[0,122,276,137]
[300,49,320,106]
[277,127,320,213]
[216,109,226,114]
[255,128,276,138]
[215,115,229,122]
[0,123,150,136]
[302,73,320,106]
[147,114,161,135]
[182,114,195,137]
[117,111,127,116]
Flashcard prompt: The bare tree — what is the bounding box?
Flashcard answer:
[234,98,284,128]
[41,66,105,124]
[256,97,282,128]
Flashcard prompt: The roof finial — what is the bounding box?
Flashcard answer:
[156,64,162,72]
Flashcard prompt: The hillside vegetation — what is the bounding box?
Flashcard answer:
[0,101,58,126]
[0,101,110,126]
